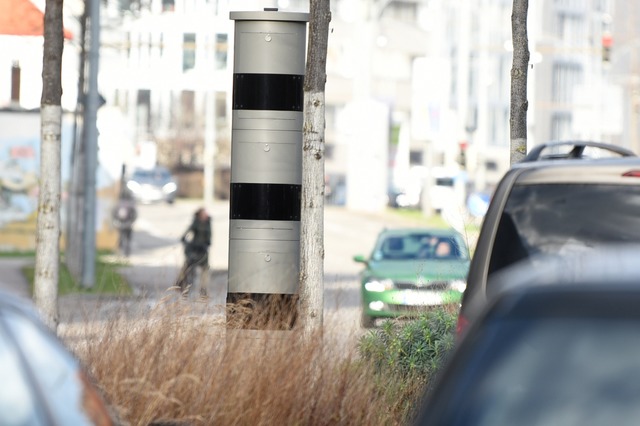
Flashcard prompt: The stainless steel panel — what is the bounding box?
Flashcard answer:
[232,110,303,131]
[229,219,300,241]
[228,238,300,294]
[230,129,301,184]
[232,19,307,75]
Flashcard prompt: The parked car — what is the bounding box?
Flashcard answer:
[354,227,470,328]
[458,140,640,335]
[387,166,462,212]
[0,290,115,425]
[416,247,640,426]
[126,166,178,204]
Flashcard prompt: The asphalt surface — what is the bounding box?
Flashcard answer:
[0,199,474,341]
[0,202,229,337]
[0,257,32,300]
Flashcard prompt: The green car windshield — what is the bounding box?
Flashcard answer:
[373,233,469,261]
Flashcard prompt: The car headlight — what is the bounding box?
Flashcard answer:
[450,279,467,292]
[126,180,141,193]
[364,278,395,292]
[163,182,177,193]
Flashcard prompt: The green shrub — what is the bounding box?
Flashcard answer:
[357,306,458,422]
[358,307,457,380]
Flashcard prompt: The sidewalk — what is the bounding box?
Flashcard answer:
[0,257,32,300]
[0,256,227,327]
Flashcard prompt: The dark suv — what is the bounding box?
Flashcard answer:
[418,247,640,426]
[458,141,640,334]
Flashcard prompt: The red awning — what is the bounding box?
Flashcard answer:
[0,0,73,40]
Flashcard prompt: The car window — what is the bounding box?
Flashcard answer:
[154,169,170,179]
[435,177,454,187]
[374,233,468,261]
[132,168,171,180]
[428,317,640,426]
[488,184,640,276]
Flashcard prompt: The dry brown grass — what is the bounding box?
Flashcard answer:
[67,295,419,426]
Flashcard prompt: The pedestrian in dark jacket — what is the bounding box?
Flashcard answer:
[111,192,137,256]
[177,207,211,298]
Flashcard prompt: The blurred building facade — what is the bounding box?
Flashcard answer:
[608,1,640,154]
[327,0,624,211]
[16,0,626,212]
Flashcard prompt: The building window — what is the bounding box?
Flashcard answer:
[485,160,498,171]
[488,106,509,147]
[469,53,478,99]
[183,33,196,72]
[137,89,151,136]
[126,33,131,60]
[141,32,151,68]
[181,90,196,128]
[215,34,228,70]
[162,0,174,12]
[325,144,335,160]
[216,95,226,123]
[551,112,572,140]
[551,62,582,103]
[555,12,584,45]
[325,105,336,129]
[409,150,423,165]
[386,1,418,22]
[466,106,478,133]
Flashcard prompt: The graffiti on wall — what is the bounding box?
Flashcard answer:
[0,109,119,251]
[0,149,38,226]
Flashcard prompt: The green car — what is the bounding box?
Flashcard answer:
[354,228,470,328]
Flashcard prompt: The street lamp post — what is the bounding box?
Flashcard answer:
[81,0,100,288]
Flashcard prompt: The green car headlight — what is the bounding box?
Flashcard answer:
[450,279,467,292]
[364,278,394,292]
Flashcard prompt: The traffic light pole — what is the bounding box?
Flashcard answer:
[81,0,100,288]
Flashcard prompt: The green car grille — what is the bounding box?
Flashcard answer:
[394,281,450,290]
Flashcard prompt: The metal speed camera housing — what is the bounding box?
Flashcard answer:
[228,10,309,296]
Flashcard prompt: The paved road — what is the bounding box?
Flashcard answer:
[109,198,435,333]
[2,198,453,343]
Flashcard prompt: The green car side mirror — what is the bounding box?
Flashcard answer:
[353,255,368,264]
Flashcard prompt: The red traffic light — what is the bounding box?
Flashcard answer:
[602,32,613,63]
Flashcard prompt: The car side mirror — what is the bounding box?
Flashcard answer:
[353,255,368,264]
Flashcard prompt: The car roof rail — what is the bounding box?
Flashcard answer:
[521,141,636,162]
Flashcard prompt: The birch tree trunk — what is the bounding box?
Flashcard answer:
[510,0,529,164]
[35,0,64,331]
[299,0,331,337]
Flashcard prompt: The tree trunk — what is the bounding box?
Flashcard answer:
[299,0,331,338]
[36,0,64,331]
[509,0,529,164]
